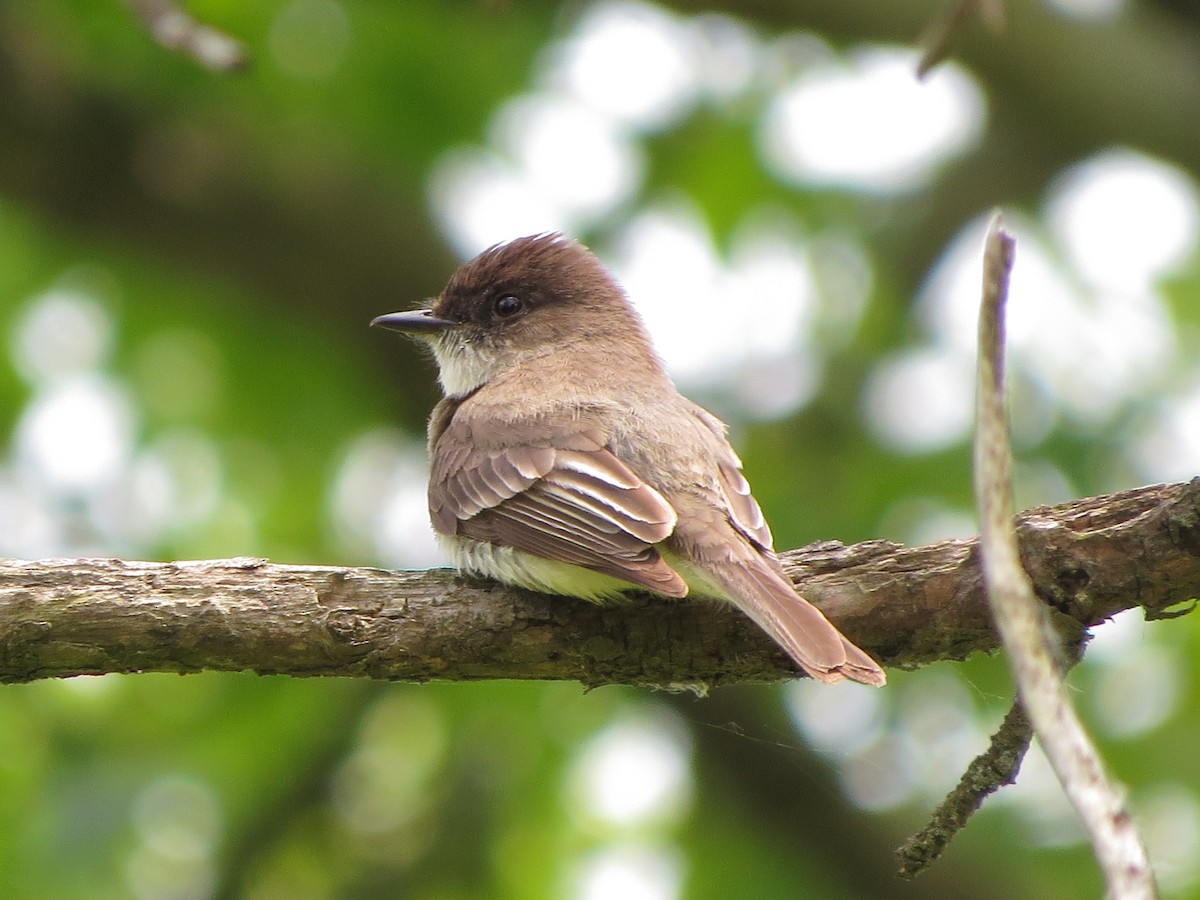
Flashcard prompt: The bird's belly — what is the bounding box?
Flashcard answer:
[439,534,729,603]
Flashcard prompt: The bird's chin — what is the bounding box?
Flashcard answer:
[431,339,503,399]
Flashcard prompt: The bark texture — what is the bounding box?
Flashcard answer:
[0,480,1197,687]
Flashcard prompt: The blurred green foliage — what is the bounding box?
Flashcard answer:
[1,1,1199,898]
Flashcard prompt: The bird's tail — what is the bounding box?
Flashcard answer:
[708,558,885,686]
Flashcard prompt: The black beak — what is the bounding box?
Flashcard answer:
[370,309,458,334]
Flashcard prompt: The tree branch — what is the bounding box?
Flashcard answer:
[0,479,1196,687]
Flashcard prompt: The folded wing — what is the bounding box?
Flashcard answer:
[429,422,687,596]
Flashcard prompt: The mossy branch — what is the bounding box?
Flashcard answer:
[0,478,1196,688]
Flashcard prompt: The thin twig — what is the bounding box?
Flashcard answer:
[126,0,247,71]
[899,623,1092,875]
[897,701,1033,877]
[973,213,1157,898]
[916,0,1006,79]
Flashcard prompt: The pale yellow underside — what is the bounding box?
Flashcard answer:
[439,534,728,602]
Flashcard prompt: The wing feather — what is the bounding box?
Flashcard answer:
[429,417,686,597]
[547,463,679,530]
[717,459,773,551]
[554,449,642,489]
[480,453,533,494]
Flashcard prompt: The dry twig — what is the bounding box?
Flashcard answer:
[126,0,246,71]
[916,0,1006,78]
[897,701,1033,876]
[971,214,1157,897]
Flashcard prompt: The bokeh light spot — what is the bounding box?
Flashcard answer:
[131,775,222,861]
[11,288,113,385]
[1138,785,1200,895]
[429,149,568,258]
[610,203,819,417]
[1045,0,1127,20]
[762,47,984,192]
[916,213,1175,437]
[568,707,692,830]
[494,94,642,225]
[555,1,698,129]
[330,429,444,567]
[573,843,683,900]
[1091,643,1181,739]
[134,330,222,423]
[785,679,885,756]
[15,375,137,494]
[1131,374,1200,482]
[1047,150,1199,291]
[862,348,974,453]
[269,0,351,80]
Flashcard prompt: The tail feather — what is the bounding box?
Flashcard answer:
[708,558,885,687]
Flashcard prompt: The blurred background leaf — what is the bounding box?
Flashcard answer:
[1,0,1198,897]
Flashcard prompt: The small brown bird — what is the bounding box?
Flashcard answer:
[373,234,884,686]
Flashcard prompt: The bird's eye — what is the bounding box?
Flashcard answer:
[493,294,523,317]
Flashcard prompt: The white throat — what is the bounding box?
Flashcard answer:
[431,338,504,398]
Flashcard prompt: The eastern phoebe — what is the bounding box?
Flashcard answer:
[372,234,884,686]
